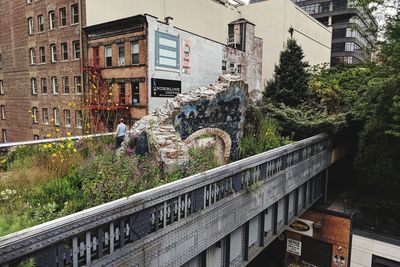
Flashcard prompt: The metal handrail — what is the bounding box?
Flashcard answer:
[0,133,330,266]
[0,132,114,150]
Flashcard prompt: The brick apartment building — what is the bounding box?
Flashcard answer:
[0,0,85,142]
[82,14,262,130]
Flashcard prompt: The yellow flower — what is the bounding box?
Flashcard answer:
[47,133,51,137]
[48,144,52,148]
[109,92,113,96]
[68,102,72,106]
[67,132,71,136]
[51,153,57,157]
[73,148,77,153]
[67,143,72,148]
[56,128,60,132]
[67,137,72,141]
[60,144,65,149]
[43,144,48,149]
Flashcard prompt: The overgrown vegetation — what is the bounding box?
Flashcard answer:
[0,136,220,237]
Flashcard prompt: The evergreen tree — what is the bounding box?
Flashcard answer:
[263,38,310,106]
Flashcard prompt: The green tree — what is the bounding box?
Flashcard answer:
[263,38,310,106]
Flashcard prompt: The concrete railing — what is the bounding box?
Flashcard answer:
[0,133,331,267]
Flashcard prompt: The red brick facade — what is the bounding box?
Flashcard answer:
[83,16,148,130]
[0,0,85,142]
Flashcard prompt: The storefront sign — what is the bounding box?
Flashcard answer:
[151,78,181,98]
[287,238,302,256]
[288,219,314,237]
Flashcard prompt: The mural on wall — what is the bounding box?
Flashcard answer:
[120,74,248,169]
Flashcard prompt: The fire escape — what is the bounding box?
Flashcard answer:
[81,63,130,132]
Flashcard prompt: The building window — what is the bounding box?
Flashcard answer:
[222,60,227,71]
[2,129,6,143]
[93,47,100,66]
[33,134,39,140]
[42,108,49,124]
[50,44,57,62]
[118,44,125,66]
[59,8,67,27]
[38,15,45,32]
[0,53,2,69]
[28,17,34,35]
[131,41,139,64]
[76,110,82,128]
[132,82,139,105]
[39,46,46,63]
[61,42,68,61]
[32,107,39,124]
[27,0,32,4]
[237,64,242,74]
[49,11,56,30]
[71,4,79,24]
[72,41,80,59]
[51,77,58,94]
[63,76,69,94]
[53,108,60,125]
[29,48,36,64]
[41,78,47,94]
[119,83,126,104]
[0,80,3,95]
[74,76,81,94]
[64,109,71,127]
[1,105,5,120]
[155,31,180,69]
[31,78,37,95]
[105,46,112,67]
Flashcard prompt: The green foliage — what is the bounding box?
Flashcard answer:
[17,257,36,267]
[263,38,310,106]
[240,117,291,158]
[186,147,219,175]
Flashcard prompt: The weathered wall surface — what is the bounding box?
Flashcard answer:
[122,75,247,168]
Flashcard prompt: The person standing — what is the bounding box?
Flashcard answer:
[114,118,127,148]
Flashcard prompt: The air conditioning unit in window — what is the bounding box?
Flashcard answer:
[119,59,125,66]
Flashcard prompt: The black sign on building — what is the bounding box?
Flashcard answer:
[151,78,181,98]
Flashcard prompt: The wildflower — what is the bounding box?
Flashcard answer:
[73,148,77,153]
[60,144,65,149]
[56,128,60,132]
[68,102,72,106]
[48,143,52,148]
[43,144,48,149]
[109,92,113,96]
[51,153,57,157]
[67,137,72,141]
[67,132,71,136]
[47,133,51,137]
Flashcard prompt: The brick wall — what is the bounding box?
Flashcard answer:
[0,0,85,142]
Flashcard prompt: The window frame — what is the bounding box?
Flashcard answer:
[72,40,80,60]
[29,48,36,65]
[131,41,139,65]
[63,76,69,94]
[59,7,67,27]
[31,78,38,95]
[53,108,60,126]
[64,109,71,127]
[74,75,82,94]
[61,42,68,61]
[42,108,49,124]
[28,17,34,35]
[39,46,46,63]
[131,82,140,105]
[41,78,47,94]
[32,107,39,124]
[75,110,82,128]
[71,4,79,25]
[2,129,6,143]
[118,44,125,66]
[0,80,3,95]
[49,11,56,30]
[0,105,5,120]
[51,76,59,94]
[50,44,57,62]
[38,14,45,32]
[105,46,112,67]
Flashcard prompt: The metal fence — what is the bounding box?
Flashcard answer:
[0,133,330,267]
